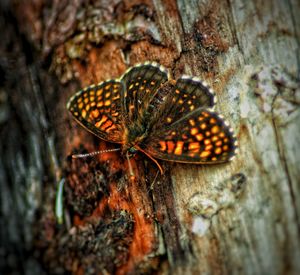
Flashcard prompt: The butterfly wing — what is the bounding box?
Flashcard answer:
[174,76,216,109]
[140,108,237,163]
[120,62,169,121]
[151,76,216,127]
[67,80,124,143]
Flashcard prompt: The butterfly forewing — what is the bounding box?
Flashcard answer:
[120,62,169,121]
[175,77,215,109]
[67,80,124,143]
[153,77,216,127]
[141,108,237,163]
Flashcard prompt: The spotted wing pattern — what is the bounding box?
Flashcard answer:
[141,108,237,163]
[67,80,124,143]
[155,76,216,127]
[120,62,169,121]
[174,76,215,109]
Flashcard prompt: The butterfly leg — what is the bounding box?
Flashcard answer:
[137,147,164,174]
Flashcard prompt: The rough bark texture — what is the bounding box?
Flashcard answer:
[0,0,299,274]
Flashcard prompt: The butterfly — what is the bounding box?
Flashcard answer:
[67,62,238,173]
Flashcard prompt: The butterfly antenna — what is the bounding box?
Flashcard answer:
[72,148,121,159]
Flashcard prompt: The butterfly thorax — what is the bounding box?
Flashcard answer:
[122,123,147,156]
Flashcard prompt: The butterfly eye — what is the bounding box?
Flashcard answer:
[128,147,138,154]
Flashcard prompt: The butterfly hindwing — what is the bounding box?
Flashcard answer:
[141,108,237,163]
[67,80,124,143]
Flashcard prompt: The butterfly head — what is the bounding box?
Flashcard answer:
[123,146,139,158]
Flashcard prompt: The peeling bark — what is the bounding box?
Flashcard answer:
[1,0,300,275]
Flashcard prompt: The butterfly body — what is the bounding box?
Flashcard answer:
[123,81,175,154]
[67,62,238,170]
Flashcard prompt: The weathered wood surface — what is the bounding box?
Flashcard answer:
[0,0,299,274]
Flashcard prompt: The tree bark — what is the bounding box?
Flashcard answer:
[0,0,299,274]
